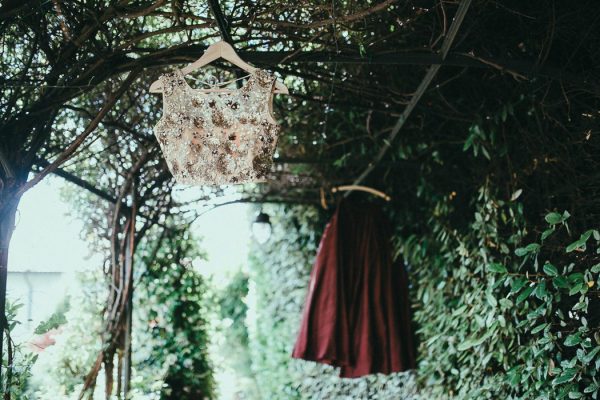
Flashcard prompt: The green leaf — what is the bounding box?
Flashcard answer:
[526,243,541,252]
[452,305,468,316]
[499,298,513,310]
[569,283,584,296]
[582,229,594,241]
[487,263,508,274]
[567,240,584,253]
[568,392,583,399]
[535,281,548,299]
[567,272,585,284]
[542,228,555,240]
[506,366,522,387]
[544,262,559,277]
[481,146,491,160]
[553,369,577,385]
[566,230,595,253]
[457,340,476,351]
[516,285,535,305]
[486,291,498,307]
[515,247,529,257]
[511,278,528,292]
[583,347,600,364]
[531,323,549,334]
[553,276,569,289]
[457,331,491,351]
[564,334,582,347]
[463,134,474,151]
[545,212,563,225]
[591,263,600,273]
[584,382,600,393]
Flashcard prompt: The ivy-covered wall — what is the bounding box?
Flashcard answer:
[406,185,600,399]
[243,191,599,399]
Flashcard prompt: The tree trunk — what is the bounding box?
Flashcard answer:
[0,196,20,381]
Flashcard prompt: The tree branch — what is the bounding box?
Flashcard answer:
[16,69,140,197]
[0,148,15,180]
[349,0,473,189]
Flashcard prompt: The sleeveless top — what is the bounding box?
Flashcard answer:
[154,69,280,185]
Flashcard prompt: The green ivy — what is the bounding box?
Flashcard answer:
[499,212,600,399]
[404,184,599,399]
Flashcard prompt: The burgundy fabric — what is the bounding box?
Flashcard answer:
[292,200,416,378]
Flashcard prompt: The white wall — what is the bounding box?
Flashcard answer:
[6,271,72,341]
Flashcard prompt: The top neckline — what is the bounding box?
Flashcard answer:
[173,68,258,95]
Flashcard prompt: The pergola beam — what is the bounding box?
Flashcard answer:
[124,48,541,75]
[108,47,587,90]
[349,0,474,189]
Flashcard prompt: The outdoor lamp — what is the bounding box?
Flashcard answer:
[252,211,272,244]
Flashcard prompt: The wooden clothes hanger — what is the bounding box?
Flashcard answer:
[149,40,289,94]
[320,185,391,209]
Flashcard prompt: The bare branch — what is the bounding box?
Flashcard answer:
[116,0,167,19]
[16,69,141,197]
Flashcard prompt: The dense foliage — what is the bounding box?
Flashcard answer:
[405,186,600,399]
[134,225,214,399]
[29,270,107,399]
[504,213,600,399]
[216,271,253,374]
[214,270,262,399]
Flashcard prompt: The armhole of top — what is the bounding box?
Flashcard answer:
[162,81,167,115]
[161,77,168,118]
[155,76,169,127]
[266,79,278,125]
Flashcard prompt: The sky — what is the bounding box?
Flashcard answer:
[10,176,99,273]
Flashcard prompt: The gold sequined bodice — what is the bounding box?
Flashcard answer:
[154,69,280,185]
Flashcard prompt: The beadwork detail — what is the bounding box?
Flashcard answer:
[154,69,280,185]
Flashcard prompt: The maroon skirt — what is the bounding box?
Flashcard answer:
[292,200,416,378]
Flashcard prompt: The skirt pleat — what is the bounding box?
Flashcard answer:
[292,200,416,378]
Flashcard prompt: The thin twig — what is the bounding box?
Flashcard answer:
[253,0,398,29]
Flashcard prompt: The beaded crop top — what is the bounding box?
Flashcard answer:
[154,69,280,185]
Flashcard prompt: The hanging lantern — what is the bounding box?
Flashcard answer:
[252,211,272,244]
